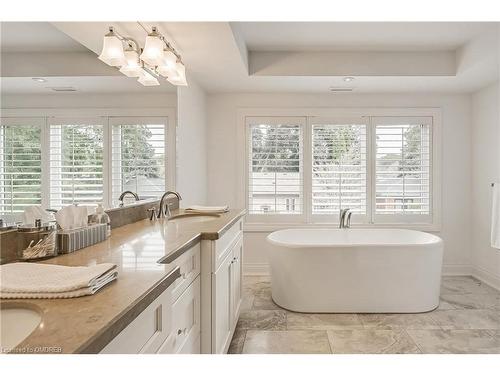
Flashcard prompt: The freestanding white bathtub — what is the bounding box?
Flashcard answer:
[267,228,443,313]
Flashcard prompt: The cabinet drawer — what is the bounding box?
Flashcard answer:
[169,243,201,301]
[214,219,242,270]
[100,275,178,354]
[157,276,201,354]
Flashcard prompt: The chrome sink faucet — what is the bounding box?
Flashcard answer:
[339,208,352,229]
[157,191,182,219]
[118,191,140,206]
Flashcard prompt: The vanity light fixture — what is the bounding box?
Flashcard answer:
[140,27,165,66]
[119,48,142,78]
[98,25,187,87]
[138,70,160,86]
[98,28,126,66]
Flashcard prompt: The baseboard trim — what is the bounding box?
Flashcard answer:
[244,263,476,277]
[441,264,473,276]
[243,263,270,276]
[243,262,500,291]
[471,265,500,291]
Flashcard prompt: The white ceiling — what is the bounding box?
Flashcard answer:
[161,22,499,93]
[234,22,496,52]
[0,22,177,94]
[0,76,177,94]
[1,22,499,95]
[0,22,88,52]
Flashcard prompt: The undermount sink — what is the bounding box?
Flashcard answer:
[168,213,220,223]
[0,307,41,351]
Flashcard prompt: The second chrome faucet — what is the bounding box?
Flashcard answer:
[157,191,182,219]
[339,208,352,229]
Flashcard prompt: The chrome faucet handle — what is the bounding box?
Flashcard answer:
[346,211,353,228]
[165,203,172,218]
[339,208,351,228]
[148,207,157,221]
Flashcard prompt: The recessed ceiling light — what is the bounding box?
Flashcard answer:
[32,77,47,83]
[343,77,355,83]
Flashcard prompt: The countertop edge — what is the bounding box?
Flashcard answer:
[75,267,181,354]
[200,209,247,240]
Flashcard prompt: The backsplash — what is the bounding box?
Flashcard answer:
[0,198,179,264]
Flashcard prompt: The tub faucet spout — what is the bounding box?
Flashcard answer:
[339,208,351,229]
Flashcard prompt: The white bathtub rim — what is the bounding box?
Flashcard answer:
[266,228,443,249]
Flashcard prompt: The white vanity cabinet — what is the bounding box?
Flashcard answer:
[201,219,244,354]
[101,243,201,354]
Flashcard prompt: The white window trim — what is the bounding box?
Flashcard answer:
[245,116,307,223]
[237,107,442,232]
[1,107,176,211]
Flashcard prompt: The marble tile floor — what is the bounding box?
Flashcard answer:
[228,275,500,354]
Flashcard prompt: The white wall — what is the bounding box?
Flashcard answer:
[471,82,500,288]
[207,93,473,275]
[176,78,208,206]
[0,92,177,109]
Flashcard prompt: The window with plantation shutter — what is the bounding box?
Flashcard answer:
[374,117,431,220]
[312,122,367,218]
[247,118,304,215]
[0,120,43,216]
[49,120,104,209]
[110,118,167,206]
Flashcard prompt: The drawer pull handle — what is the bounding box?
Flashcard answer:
[177,328,187,335]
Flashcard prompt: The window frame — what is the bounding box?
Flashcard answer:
[47,116,107,209]
[0,108,176,214]
[245,116,307,224]
[371,116,434,225]
[108,116,173,207]
[239,108,442,231]
[0,117,45,217]
[309,116,370,225]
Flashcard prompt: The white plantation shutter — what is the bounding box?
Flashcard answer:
[49,119,104,209]
[247,117,304,215]
[110,117,167,205]
[312,122,367,219]
[0,119,43,216]
[374,117,432,221]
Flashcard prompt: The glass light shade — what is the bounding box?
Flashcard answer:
[157,49,178,77]
[137,70,160,86]
[167,61,187,86]
[140,35,164,66]
[119,50,142,77]
[98,35,126,67]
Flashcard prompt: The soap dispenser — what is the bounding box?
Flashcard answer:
[89,204,111,237]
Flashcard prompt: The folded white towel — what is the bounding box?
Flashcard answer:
[0,262,117,299]
[185,205,229,213]
[491,183,500,249]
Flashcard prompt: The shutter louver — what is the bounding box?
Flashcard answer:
[0,124,42,215]
[49,123,104,209]
[375,123,431,215]
[312,124,367,215]
[111,122,166,205]
[248,121,303,214]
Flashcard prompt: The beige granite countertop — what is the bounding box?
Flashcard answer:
[0,209,245,354]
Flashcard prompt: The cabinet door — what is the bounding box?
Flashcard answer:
[212,252,233,354]
[230,234,243,327]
